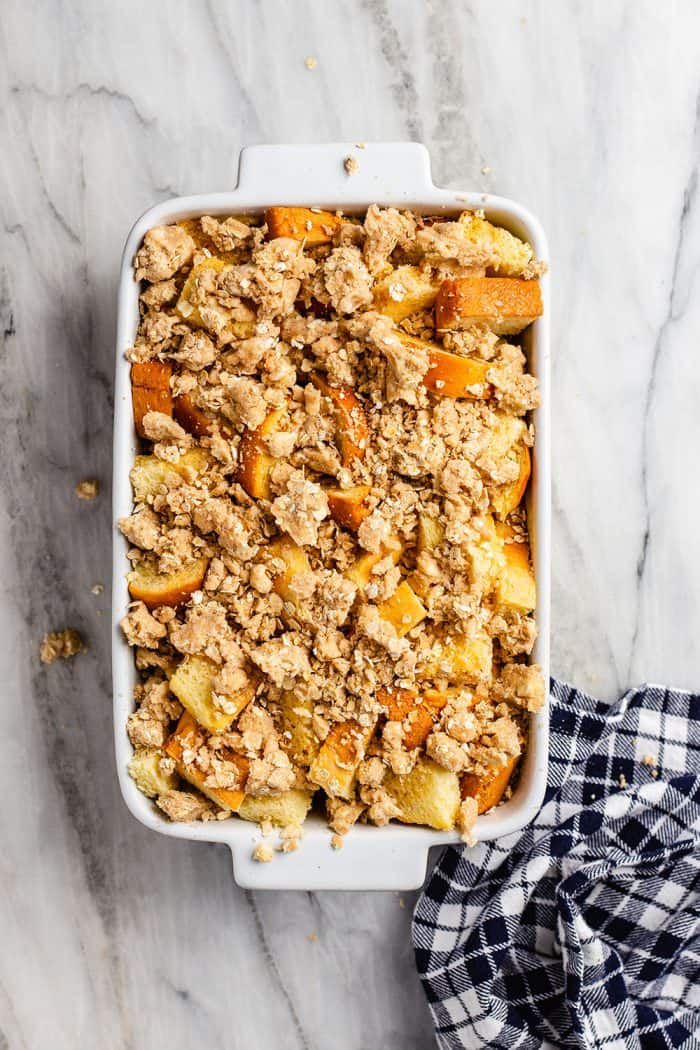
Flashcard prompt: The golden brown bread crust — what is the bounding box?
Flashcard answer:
[265,206,343,245]
[131,361,173,437]
[435,277,543,336]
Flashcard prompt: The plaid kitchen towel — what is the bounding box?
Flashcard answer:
[413,681,700,1049]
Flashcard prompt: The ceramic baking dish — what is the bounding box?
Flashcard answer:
[112,142,551,891]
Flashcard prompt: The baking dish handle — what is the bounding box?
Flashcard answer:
[236,142,434,202]
[229,832,435,891]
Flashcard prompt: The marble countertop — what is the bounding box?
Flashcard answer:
[2,1,699,1046]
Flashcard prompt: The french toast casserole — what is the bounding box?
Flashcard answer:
[119,204,545,851]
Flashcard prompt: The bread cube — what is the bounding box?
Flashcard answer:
[326,485,372,532]
[465,513,506,593]
[278,690,321,769]
[494,523,536,612]
[311,373,369,465]
[178,215,258,262]
[176,257,226,327]
[377,581,428,637]
[395,331,491,399]
[435,277,543,336]
[419,630,493,684]
[344,541,403,593]
[267,536,313,611]
[164,712,248,812]
[384,757,460,830]
[128,746,178,798]
[457,213,534,277]
[169,654,255,734]
[131,361,173,438]
[379,687,448,750]
[373,265,441,321]
[417,513,445,553]
[176,258,256,338]
[236,407,286,500]
[130,448,211,503]
[265,206,343,245]
[127,557,209,609]
[460,753,519,814]
[238,788,314,828]
[491,443,531,519]
[173,393,215,438]
[309,719,376,799]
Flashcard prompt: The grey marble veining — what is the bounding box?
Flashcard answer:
[1,1,700,1047]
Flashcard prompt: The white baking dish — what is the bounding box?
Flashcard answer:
[113,142,550,891]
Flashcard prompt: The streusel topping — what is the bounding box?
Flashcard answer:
[121,204,545,844]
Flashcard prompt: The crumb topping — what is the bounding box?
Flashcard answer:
[121,204,545,841]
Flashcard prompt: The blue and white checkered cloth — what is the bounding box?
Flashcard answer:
[413,681,700,1049]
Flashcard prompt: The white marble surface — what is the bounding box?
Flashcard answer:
[1,1,700,1046]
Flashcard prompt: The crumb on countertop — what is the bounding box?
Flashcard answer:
[75,479,99,501]
[344,155,359,175]
[304,56,317,70]
[330,833,344,850]
[40,629,84,664]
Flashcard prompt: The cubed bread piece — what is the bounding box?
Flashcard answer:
[127,557,209,609]
[395,330,491,399]
[265,206,343,245]
[176,257,256,338]
[379,687,449,750]
[176,257,226,327]
[494,523,536,612]
[460,753,519,814]
[236,408,287,499]
[309,719,376,799]
[326,485,372,532]
[491,443,531,519]
[384,757,461,830]
[457,213,534,277]
[311,374,369,465]
[267,537,313,611]
[177,215,258,260]
[169,654,255,734]
[373,265,441,321]
[377,581,428,637]
[131,361,173,438]
[465,514,506,593]
[128,746,178,798]
[164,712,248,812]
[345,541,403,593]
[130,448,211,503]
[435,277,543,336]
[417,513,445,552]
[173,393,215,438]
[238,788,314,827]
[419,630,493,684]
[278,690,321,769]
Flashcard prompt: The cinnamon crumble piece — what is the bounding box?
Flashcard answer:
[40,628,84,664]
[75,479,99,501]
[122,203,545,844]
